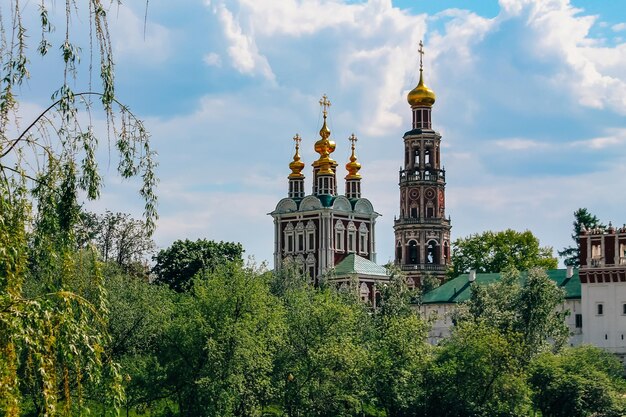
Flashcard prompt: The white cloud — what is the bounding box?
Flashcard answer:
[203,52,223,67]
[493,138,549,150]
[612,22,626,32]
[213,3,276,81]
[109,5,172,64]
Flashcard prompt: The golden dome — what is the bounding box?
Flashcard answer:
[288,134,305,179]
[313,95,337,175]
[345,133,361,180]
[407,40,436,108]
[407,69,436,107]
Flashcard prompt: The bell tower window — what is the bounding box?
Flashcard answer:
[408,240,419,265]
[427,240,438,264]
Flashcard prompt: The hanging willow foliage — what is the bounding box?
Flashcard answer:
[0,1,156,415]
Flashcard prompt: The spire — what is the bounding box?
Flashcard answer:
[407,40,436,108]
[288,134,305,179]
[313,94,337,175]
[345,133,362,180]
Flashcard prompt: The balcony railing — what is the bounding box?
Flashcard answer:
[399,264,447,272]
[394,217,451,225]
[399,169,445,183]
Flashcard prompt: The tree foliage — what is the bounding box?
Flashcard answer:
[152,239,243,292]
[529,346,626,417]
[77,211,155,276]
[450,229,557,277]
[558,208,603,267]
[457,268,569,362]
[0,1,156,415]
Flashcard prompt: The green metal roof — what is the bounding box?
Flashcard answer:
[421,268,581,304]
[333,254,389,277]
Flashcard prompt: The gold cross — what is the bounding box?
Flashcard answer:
[319,94,331,116]
[293,133,301,149]
[418,40,425,70]
[349,133,358,147]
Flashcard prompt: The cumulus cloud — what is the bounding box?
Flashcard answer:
[109,5,172,64]
[91,0,626,264]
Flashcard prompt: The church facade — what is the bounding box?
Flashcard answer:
[269,96,388,303]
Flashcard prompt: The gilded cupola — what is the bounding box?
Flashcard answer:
[407,40,436,108]
[313,94,337,175]
[345,133,361,180]
[288,134,305,179]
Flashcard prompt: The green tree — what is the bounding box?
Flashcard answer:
[0,1,156,415]
[529,346,626,417]
[276,286,369,417]
[424,321,532,417]
[153,263,284,417]
[368,314,430,417]
[152,239,244,292]
[102,273,175,415]
[77,211,155,277]
[459,268,569,363]
[450,229,557,277]
[558,208,603,267]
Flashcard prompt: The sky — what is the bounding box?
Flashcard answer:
[15,0,626,267]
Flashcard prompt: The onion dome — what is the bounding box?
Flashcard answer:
[345,133,361,180]
[407,69,436,107]
[288,134,305,179]
[407,40,436,108]
[313,95,337,175]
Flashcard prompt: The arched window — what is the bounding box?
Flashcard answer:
[427,240,438,264]
[413,148,420,168]
[334,221,345,252]
[425,149,431,165]
[396,242,403,261]
[408,240,419,265]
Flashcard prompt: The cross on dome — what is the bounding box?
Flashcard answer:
[319,94,331,116]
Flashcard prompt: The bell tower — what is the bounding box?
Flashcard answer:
[394,41,451,287]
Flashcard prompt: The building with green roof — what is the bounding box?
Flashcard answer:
[419,267,582,346]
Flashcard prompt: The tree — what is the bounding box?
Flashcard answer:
[450,229,557,277]
[368,314,431,417]
[0,1,156,415]
[458,268,569,363]
[77,211,155,276]
[529,346,626,417]
[558,208,603,267]
[275,286,370,417]
[424,321,532,417]
[152,239,243,292]
[155,263,284,417]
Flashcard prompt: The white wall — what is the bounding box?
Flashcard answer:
[582,283,626,353]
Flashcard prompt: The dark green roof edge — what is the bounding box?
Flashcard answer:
[421,268,581,305]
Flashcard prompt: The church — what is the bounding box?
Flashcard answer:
[269,42,451,302]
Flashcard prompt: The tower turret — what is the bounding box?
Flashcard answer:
[312,94,338,198]
[288,134,305,199]
[345,133,362,199]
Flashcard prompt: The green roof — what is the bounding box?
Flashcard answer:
[333,254,389,277]
[421,268,581,304]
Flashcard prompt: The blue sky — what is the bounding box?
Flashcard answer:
[17,0,626,266]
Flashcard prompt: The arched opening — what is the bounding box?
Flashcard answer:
[396,242,403,261]
[413,148,420,168]
[408,240,419,265]
[425,149,431,165]
[427,240,438,264]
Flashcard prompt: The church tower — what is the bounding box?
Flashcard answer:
[271,96,388,300]
[394,41,451,287]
